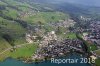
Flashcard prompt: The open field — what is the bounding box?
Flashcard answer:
[95,59,100,66]
[10,43,38,58]
[66,33,77,39]
[0,43,38,61]
[95,49,100,56]
[89,44,97,51]
[21,12,69,24]
[61,32,77,39]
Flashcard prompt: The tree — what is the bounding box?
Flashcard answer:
[2,34,15,46]
[51,16,55,20]
[56,26,62,35]
[38,21,42,29]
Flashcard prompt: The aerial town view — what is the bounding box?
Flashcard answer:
[0,0,100,66]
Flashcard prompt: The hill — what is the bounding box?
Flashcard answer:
[0,0,71,60]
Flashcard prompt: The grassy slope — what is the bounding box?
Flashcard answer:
[2,8,18,19]
[10,43,38,58]
[95,59,100,66]
[0,37,11,52]
[0,0,69,46]
[65,33,77,39]
[0,17,26,39]
[21,12,69,24]
[0,1,26,57]
[0,43,38,61]
[0,1,7,5]
[0,0,70,61]
[0,0,28,46]
[95,50,100,56]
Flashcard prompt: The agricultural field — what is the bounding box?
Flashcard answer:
[21,12,69,24]
[0,43,38,61]
[10,43,38,59]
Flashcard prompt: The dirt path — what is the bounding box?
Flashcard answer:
[0,42,37,55]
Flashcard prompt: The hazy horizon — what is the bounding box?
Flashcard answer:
[64,0,100,7]
[34,0,100,7]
